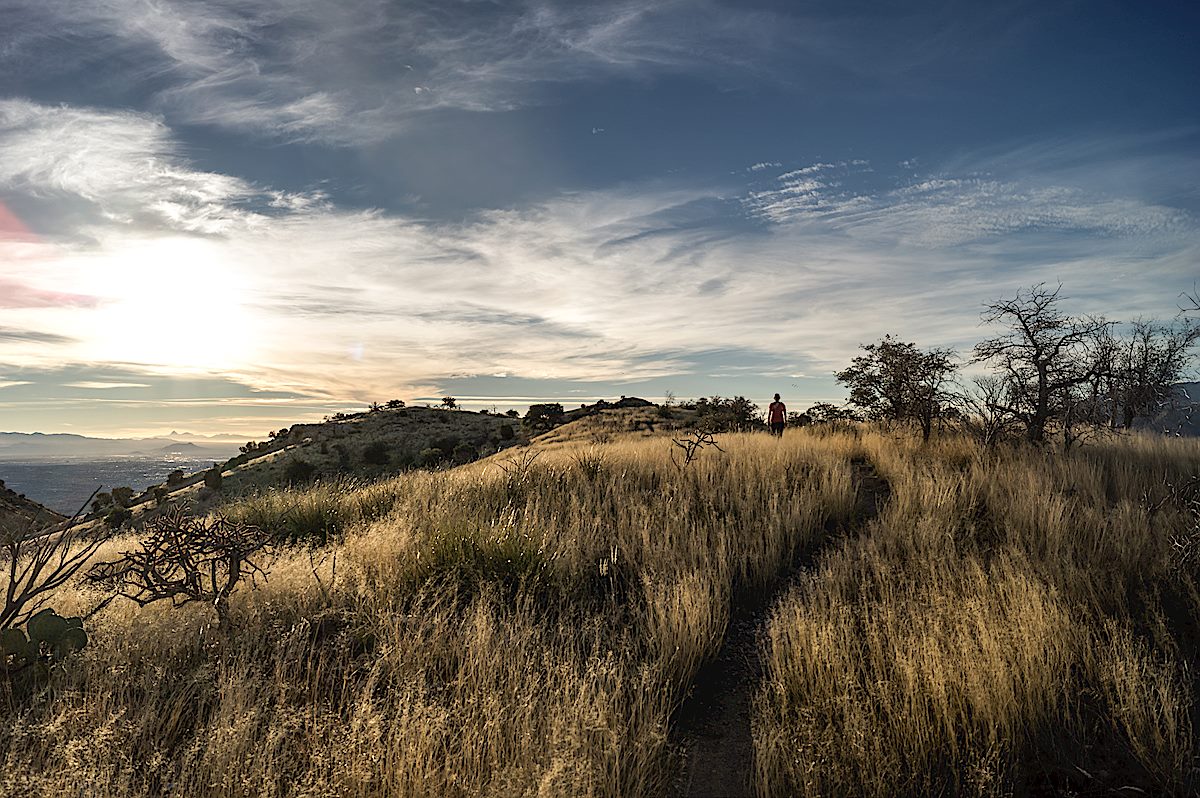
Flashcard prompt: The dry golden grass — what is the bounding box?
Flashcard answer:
[4,427,1198,796]
[1,431,859,797]
[755,430,1200,796]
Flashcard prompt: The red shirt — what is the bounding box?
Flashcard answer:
[769,401,786,423]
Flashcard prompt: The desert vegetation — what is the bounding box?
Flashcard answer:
[1,417,1197,795]
[755,431,1200,796]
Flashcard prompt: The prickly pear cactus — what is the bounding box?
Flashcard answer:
[1,609,88,697]
[0,626,33,667]
[26,609,88,661]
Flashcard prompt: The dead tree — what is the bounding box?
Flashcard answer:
[1110,319,1200,429]
[671,430,725,469]
[87,508,271,631]
[1180,284,1200,315]
[974,284,1112,444]
[1,490,106,632]
[954,376,1020,447]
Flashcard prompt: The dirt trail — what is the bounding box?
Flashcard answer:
[673,457,891,798]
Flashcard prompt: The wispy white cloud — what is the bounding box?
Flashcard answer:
[1,100,1197,417]
[0,99,263,236]
[745,159,1192,247]
[5,0,800,144]
[0,325,75,345]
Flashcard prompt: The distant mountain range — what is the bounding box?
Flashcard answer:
[0,431,239,460]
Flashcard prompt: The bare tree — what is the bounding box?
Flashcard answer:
[1108,319,1200,429]
[836,335,958,442]
[954,376,1020,447]
[1,491,106,632]
[1180,284,1200,315]
[670,429,725,469]
[973,284,1112,444]
[87,508,271,631]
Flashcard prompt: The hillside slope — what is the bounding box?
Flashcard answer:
[16,428,1200,796]
[0,479,66,535]
[84,405,523,526]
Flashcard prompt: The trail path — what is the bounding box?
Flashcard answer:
[673,456,891,798]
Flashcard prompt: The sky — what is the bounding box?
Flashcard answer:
[1,0,1198,439]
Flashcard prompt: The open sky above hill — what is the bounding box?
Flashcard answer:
[1,0,1198,436]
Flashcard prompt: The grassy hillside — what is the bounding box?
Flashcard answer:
[0,480,65,536]
[80,405,525,530]
[2,422,1198,796]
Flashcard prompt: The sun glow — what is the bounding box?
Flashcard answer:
[79,237,262,370]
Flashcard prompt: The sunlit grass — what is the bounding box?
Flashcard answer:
[1,430,859,796]
[3,427,1198,795]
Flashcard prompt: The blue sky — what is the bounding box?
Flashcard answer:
[1,0,1198,437]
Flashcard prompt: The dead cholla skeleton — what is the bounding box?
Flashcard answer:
[671,429,725,469]
[1146,474,1200,575]
[87,508,272,631]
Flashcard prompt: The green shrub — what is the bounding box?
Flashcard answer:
[523,403,564,433]
[1,609,89,699]
[693,395,761,431]
[91,492,111,514]
[104,507,132,529]
[284,459,317,486]
[452,442,477,464]
[362,441,390,466]
[110,486,134,508]
[203,467,223,491]
[413,525,547,598]
[418,447,445,467]
[430,435,461,454]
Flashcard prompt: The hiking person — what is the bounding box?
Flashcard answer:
[768,393,786,437]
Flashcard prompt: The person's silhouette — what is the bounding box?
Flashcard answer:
[768,393,786,437]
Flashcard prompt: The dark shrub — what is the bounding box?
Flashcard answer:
[91,492,112,513]
[499,424,515,440]
[418,447,445,467]
[693,396,762,432]
[284,459,317,486]
[203,467,223,491]
[362,441,390,466]
[167,469,185,487]
[524,403,564,433]
[431,435,461,454]
[452,442,477,464]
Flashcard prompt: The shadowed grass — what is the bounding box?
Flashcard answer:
[754,431,1200,796]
